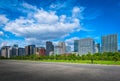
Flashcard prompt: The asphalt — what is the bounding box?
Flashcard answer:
[0,60,120,81]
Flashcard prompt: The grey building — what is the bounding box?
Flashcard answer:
[18,48,25,56]
[1,46,10,58]
[95,43,100,53]
[58,42,66,54]
[66,46,71,53]
[78,38,95,55]
[102,34,118,52]
[25,45,35,55]
[46,41,54,56]
[74,40,78,52]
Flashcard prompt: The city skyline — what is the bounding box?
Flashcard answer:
[0,0,120,49]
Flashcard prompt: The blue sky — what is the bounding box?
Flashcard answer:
[0,0,120,49]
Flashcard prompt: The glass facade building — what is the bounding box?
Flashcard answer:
[102,34,118,52]
[74,40,79,52]
[78,38,95,55]
[46,41,54,56]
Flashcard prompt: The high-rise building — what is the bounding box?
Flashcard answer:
[18,48,25,56]
[102,34,118,52]
[39,47,46,56]
[46,41,54,56]
[95,43,100,53]
[74,40,79,52]
[66,46,71,53]
[25,46,29,55]
[1,46,10,58]
[58,42,66,54]
[34,47,40,55]
[29,45,35,54]
[54,46,62,55]
[25,45,35,55]
[78,38,95,55]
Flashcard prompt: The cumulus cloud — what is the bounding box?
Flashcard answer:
[3,3,84,45]
[72,6,85,19]
[0,15,9,25]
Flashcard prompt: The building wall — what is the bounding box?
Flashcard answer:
[54,46,62,55]
[74,40,78,52]
[39,47,46,56]
[18,48,25,56]
[95,43,100,53]
[78,38,95,55]
[102,34,118,52]
[58,42,66,54]
[46,41,54,56]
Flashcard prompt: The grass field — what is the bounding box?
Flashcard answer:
[24,60,120,65]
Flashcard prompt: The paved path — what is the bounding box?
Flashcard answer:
[0,60,120,81]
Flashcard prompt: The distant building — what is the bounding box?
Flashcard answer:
[58,42,66,54]
[46,41,54,56]
[78,38,95,55]
[25,46,29,55]
[25,45,35,55]
[18,48,25,56]
[29,45,35,54]
[66,46,71,53]
[95,43,100,53]
[102,34,118,52]
[1,46,10,58]
[34,47,40,55]
[74,40,79,52]
[39,47,46,56]
[54,46,62,55]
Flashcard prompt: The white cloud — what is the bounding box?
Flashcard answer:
[72,6,85,19]
[65,37,80,45]
[3,3,85,45]
[0,31,4,36]
[0,15,9,25]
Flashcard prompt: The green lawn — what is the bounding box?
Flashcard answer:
[31,60,120,65]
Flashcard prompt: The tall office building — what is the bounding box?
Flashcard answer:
[74,40,79,52]
[78,38,95,55]
[1,46,10,58]
[25,45,35,55]
[46,41,54,56]
[66,46,71,53]
[39,47,46,56]
[18,48,25,56]
[58,42,66,54]
[95,43,100,53]
[34,47,40,55]
[54,46,62,55]
[102,34,118,52]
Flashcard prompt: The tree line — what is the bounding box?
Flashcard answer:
[1,52,120,62]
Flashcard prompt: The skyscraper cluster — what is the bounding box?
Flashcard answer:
[74,34,118,55]
[0,34,118,58]
[0,41,71,58]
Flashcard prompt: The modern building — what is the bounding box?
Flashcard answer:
[46,41,54,56]
[25,45,35,55]
[18,48,25,56]
[54,46,62,55]
[101,34,118,52]
[34,47,40,55]
[1,46,10,58]
[95,43,100,53]
[58,42,66,54]
[74,40,79,52]
[39,47,46,56]
[78,38,95,55]
[66,46,71,53]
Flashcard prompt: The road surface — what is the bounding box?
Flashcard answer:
[0,60,120,81]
